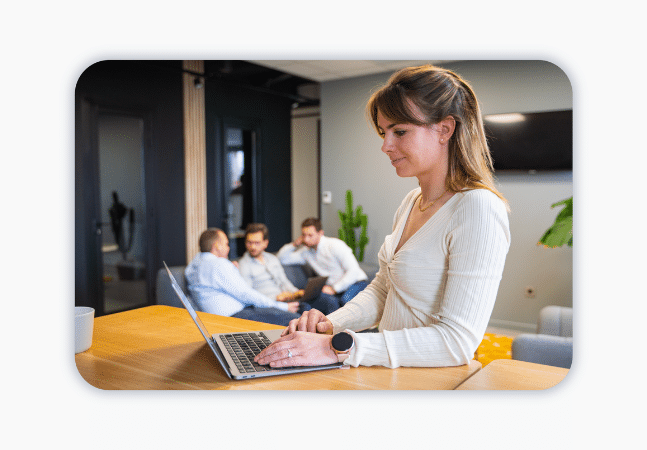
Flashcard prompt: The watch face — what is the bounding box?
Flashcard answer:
[332,332,353,352]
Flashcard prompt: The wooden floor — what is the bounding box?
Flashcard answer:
[102,263,147,314]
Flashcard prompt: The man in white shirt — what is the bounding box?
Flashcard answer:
[237,223,339,315]
[185,228,301,326]
[277,218,368,308]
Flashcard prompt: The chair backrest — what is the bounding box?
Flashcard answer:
[156,265,191,309]
[537,306,573,337]
[511,334,573,369]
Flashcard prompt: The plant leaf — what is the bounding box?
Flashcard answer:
[539,215,573,248]
[539,196,573,248]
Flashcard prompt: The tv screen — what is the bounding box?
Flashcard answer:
[483,110,572,172]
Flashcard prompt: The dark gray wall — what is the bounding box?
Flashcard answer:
[204,61,294,253]
[75,61,185,313]
[75,60,295,313]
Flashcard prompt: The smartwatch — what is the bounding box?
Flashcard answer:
[331,331,354,363]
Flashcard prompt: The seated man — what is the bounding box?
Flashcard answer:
[185,228,301,326]
[237,223,339,315]
[277,217,368,308]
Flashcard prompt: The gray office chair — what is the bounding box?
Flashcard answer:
[511,306,573,369]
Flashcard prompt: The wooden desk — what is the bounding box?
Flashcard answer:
[75,305,481,390]
[455,358,569,390]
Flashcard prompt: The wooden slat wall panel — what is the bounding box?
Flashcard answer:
[182,60,206,263]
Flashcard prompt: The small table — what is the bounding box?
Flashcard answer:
[455,358,569,390]
[75,305,481,390]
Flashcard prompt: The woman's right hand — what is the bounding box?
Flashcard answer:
[281,309,333,336]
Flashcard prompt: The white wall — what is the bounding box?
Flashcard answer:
[319,60,573,331]
[290,106,320,239]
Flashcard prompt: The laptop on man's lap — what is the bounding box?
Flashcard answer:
[163,262,343,380]
[297,275,328,303]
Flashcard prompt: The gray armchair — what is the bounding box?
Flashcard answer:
[511,306,573,369]
[156,265,190,309]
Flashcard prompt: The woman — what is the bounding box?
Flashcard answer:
[255,65,511,369]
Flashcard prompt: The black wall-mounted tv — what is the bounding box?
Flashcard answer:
[483,109,572,172]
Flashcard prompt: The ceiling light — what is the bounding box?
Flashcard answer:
[484,113,526,123]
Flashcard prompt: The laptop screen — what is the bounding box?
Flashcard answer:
[163,262,216,346]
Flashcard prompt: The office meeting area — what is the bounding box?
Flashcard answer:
[75,60,572,391]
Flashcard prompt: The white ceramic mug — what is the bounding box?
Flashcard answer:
[75,306,95,354]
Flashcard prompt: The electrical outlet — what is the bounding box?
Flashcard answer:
[524,286,536,298]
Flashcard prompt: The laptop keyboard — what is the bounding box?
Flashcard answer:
[220,332,281,373]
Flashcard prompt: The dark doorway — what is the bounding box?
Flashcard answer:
[98,113,149,314]
[75,61,186,316]
[76,102,154,317]
[221,122,259,258]
[204,62,295,255]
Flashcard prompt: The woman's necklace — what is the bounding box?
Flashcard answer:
[418,188,449,212]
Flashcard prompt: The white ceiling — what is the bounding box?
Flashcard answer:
[250,60,452,83]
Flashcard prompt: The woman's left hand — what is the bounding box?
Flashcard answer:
[254,331,338,367]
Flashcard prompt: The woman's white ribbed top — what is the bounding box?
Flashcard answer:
[327,188,510,368]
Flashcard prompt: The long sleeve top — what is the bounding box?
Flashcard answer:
[237,251,298,300]
[277,235,368,293]
[327,188,510,368]
[184,252,290,316]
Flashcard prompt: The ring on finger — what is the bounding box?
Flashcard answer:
[287,349,293,358]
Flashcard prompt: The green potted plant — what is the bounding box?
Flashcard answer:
[338,190,369,262]
[538,196,573,248]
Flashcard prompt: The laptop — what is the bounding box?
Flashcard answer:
[163,262,343,380]
[298,275,328,303]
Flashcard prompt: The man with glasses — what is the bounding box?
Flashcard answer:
[184,228,301,326]
[237,223,339,315]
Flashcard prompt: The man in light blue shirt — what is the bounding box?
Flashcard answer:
[277,218,368,307]
[237,223,339,315]
[185,228,301,326]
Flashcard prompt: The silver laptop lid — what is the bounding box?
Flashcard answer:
[163,262,343,380]
[162,262,232,376]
